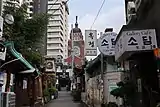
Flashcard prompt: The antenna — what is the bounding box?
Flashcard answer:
[75,16,78,27]
[76,16,78,23]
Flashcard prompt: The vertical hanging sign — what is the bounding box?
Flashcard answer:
[85,30,97,56]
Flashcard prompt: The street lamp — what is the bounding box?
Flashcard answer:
[4,14,14,25]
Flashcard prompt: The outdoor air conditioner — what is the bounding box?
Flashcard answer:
[0,92,16,107]
[127,1,136,24]
[127,1,136,14]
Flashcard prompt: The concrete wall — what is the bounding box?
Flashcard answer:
[104,72,123,105]
[85,74,103,107]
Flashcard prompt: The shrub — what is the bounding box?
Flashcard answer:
[48,86,57,95]
[43,88,49,96]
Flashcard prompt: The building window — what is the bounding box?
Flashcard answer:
[29,13,33,17]
[30,2,33,5]
[30,8,33,11]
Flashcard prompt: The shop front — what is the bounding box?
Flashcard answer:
[115,26,160,107]
[1,41,41,107]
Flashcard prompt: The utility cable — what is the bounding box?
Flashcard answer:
[90,0,106,30]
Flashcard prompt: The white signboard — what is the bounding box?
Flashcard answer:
[46,60,55,72]
[0,43,6,61]
[97,32,117,56]
[115,29,157,61]
[85,30,97,56]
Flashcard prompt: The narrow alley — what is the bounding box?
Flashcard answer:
[46,91,82,107]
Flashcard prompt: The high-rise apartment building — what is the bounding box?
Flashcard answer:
[47,0,69,62]
[8,0,69,63]
[23,0,34,18]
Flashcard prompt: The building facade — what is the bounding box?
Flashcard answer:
[114,0,160,107]
[65,16,85,68]
[47,0,69,62]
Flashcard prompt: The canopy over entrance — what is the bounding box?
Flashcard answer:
[1,41,36,74]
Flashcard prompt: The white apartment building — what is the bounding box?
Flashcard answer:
[47,0,69,61]
[22,0,34,18]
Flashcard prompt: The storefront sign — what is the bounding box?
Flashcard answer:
[115,29,157,61]
[97,32,117,56]
[85,30,97,56]
[45,59,55,72]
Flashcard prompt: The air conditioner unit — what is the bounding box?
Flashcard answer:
[127,1,136,24]
[135,0,142,11]
[0,92,16,107]
[127,1,136,14]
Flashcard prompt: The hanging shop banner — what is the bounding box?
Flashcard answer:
[85,30,97,56]
[97,32,117,56]
[115,29,157,61]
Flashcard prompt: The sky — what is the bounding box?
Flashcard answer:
[68,0,126,60]
[68,0,126,34]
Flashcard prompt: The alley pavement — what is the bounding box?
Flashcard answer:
[46,91,82,107]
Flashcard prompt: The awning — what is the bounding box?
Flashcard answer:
[1,41,36,74]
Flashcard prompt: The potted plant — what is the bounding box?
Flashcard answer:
[48,86,58,99]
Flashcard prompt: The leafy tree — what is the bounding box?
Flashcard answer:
[3,2,50,66]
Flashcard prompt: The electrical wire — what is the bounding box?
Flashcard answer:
[90,0,106,30]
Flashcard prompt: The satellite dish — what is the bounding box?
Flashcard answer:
[4,14,14,24]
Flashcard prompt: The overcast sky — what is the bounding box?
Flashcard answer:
[68,0,126,34]
[68,0,126,59]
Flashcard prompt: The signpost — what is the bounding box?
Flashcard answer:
[85,30,97,56]
[97,32,117,56]
[97,31,117,105]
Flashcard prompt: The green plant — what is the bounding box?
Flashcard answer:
[110,80,136,106]
[48,87,57,95]
[43,88,49,96]
[3,2,50,66]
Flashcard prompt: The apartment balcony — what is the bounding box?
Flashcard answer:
[49,16,62,21]
[48,1,62,5]
[47,39,63,45]
[48,9,62,15]
[47,28,63,33]
[48,4,60,10]
[48,21,63,27]
[47,46,63,51]
[47,52,63,58]
[47,34,63,39]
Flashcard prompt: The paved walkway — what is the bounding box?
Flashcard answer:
[47,91,82,107]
